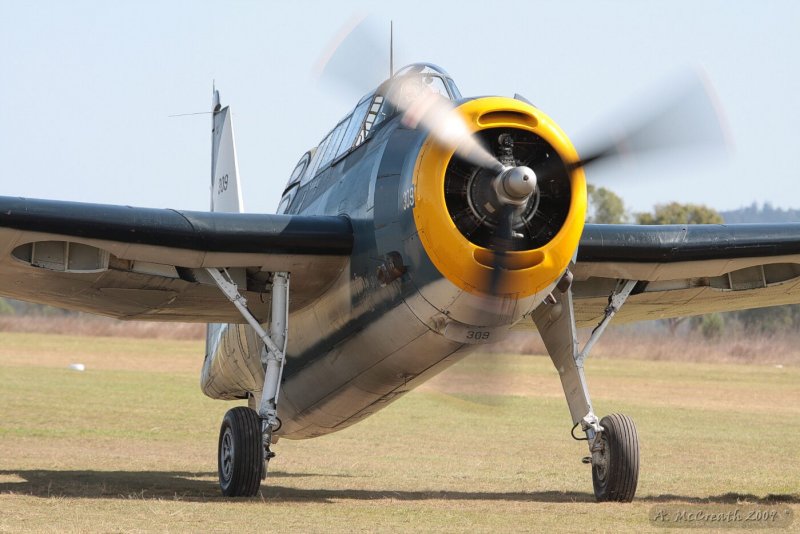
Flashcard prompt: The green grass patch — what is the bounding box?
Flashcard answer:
[0,332,797,532]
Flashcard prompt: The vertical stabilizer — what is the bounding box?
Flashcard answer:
[206,88,244,373]
[210,89,244,213]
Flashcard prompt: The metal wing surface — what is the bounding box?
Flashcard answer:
[511,223,800,330]
[0,196,353,322]
[562,223,800,327]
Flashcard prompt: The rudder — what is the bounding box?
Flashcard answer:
[210,88,244,213]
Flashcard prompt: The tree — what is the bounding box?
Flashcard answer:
[732,304,800,334]
[0,298,15,315]
[636,202,724,225]
[586,184,627,224]
[696,313,724,339]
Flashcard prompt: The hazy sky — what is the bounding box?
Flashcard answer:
[2,1,798,215]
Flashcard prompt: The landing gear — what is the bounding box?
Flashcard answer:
[207,269,290,498]
[533,274,639,502]
[592,414,639,502]
[218,407,263,497]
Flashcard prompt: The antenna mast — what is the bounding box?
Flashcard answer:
[389,20,394,78]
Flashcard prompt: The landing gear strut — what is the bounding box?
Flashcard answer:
[207,269,290,497]
[533,275,639,502]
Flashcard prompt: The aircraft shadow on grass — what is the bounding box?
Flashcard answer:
[1,470,798,505]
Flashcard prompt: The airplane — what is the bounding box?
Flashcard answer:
[1,61,799,503]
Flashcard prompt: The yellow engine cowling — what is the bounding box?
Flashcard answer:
[412,96,586,301]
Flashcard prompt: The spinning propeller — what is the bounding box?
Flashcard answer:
[393,74,728,298]
[315,16,729,301]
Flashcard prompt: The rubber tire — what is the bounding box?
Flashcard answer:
[218,407,263,497]
[592,413,639,502]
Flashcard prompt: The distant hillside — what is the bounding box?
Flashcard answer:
[721,202,800,223]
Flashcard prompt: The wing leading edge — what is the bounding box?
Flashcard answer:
[562,223,800,327]
[0,196,353,322]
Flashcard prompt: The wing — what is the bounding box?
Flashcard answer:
[0,196,353,322]
[560,223,800,328]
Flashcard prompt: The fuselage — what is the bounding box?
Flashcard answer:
[202,64,586,439]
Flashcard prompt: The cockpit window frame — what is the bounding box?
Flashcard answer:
[296,63,463,186]
[303,131,333,185]
[368,65,460,134]
[278,150,313,214]
[335,95,372,158]
[445,78,461,100]
[285,150,311,190]
[320,116,350,169]
[354,94,385,148]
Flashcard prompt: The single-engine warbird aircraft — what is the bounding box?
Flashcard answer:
[2,61,799,503]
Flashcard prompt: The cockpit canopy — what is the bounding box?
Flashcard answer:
[278,63,462,213]
[387,64,462,106]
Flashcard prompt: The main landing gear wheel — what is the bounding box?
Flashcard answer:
[592,413,639,502]
[218,407,263,497]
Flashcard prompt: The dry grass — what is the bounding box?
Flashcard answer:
[494,328,800,365]
[3,315,799,365]
[0,315,204,340]
[0,331,798,532]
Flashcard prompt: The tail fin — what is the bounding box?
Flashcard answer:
[205,88,244,378]
[210,88,244,213]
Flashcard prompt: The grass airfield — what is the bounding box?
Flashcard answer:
[0,332,798,532]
